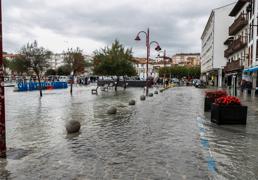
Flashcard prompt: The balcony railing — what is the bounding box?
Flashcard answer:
[224,59,244,73]
[229,13,248,36]
[224,37,247,58]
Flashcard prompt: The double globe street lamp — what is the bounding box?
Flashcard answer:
[135,28,161,96]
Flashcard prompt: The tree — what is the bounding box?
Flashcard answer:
[19,41,52,97]
[8,55,30,75]
[2,58,10,75]
[93,40,136,91]
[56,65,72,76]
[63,47,86,94]
[45,69,56,76]
[158,66,201,79]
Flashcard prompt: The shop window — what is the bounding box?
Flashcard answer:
[256,41,258,61]
[251,45,253,64]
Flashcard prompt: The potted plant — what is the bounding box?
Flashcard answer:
[211,96,247,125]
[204,90,227,112]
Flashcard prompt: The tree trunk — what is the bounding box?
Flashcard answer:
[115,76,119,91]
[70,74,74,95]
[36,73,43,97]
[123,76,127,90]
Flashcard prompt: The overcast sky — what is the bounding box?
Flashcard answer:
[3,0,235,58]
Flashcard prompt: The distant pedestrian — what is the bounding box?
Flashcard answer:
[165,79,169,87]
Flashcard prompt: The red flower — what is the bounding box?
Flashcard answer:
[205,90,227,99]
[215,96,241,106]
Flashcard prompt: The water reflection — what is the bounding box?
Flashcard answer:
[0,158,10,179]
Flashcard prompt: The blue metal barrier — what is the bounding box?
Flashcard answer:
[16,82,68,91]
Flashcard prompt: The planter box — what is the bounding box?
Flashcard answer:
[211,104,247,125]
[204,97,215,112]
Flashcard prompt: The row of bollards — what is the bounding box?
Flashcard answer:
[140,90,159,101]
[66,89,162,134]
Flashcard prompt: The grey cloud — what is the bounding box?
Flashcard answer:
[3,0,234,56]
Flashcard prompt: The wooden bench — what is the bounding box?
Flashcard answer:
[91,86,99,94]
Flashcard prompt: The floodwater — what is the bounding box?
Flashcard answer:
[0,86,258,180]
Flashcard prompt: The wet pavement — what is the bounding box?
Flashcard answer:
[0,86,258,180]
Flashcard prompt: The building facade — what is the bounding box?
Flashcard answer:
[49,53,65,70]
[224,0,249,90]
[244,0,258,92]
[172,53,200,67]
[132,58,156,80]
[201,3,235,87]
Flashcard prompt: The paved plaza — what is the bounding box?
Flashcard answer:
[0,86,258,179]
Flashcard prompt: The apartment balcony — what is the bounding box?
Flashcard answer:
[224,37,247,58]
[224,48,234,58]
[229,14,248,36]
[224,59,244,73]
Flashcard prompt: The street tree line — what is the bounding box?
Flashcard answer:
[158,66,201,79]
[93,40,137,91]
[3,40,137,95]
[3,41,89,96]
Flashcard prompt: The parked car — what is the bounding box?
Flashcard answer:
[194,79,206,88]
[192,79,199,86]
[171,78,180,84]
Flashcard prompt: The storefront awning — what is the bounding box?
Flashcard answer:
[243,66,258,73]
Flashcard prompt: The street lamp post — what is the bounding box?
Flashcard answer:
[0,0,6,158]
[135,28,161,95]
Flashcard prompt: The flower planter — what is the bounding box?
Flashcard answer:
[211,103,247,125]
[204,97,215,112]
[204,90,227,112]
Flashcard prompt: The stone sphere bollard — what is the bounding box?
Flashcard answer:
[66,120,81,134]
[148,93,154,97]
[107,106,117,114]
[140,95,146,101]
[129,100,136,105]
[154,91,158,94]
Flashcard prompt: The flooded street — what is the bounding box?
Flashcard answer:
[0,86,258,179]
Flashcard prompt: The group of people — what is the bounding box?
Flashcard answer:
[240,74,252,92]
[76,76,99,85]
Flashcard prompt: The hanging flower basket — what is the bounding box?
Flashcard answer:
[211,96,247,125]
[204,90,227,112]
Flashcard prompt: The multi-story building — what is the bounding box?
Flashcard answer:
[224,0,249,89]
[131,57,156,80]
[48,53,94,76]
[83,55,94,76]
[244,0,258,92]
[201,3,235,87]
[172,53,200,67]
[49,53,65,70]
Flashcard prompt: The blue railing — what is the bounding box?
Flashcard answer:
[16,81,68,91]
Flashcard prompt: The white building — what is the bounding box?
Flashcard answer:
[172,53,200,67]
[83,55,94,76]
[132,58,156,80]
[49,53,65,70]
[201,3,235,87]
[245,0,258,91]
[223,0,249,89]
